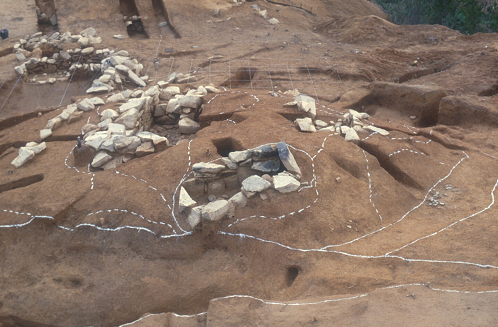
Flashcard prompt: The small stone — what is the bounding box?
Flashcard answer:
[364,125,389,136]
[40,129,52,141]
[157,80,168,88]
[115,108,139,129]
[135,142,155,157]
[119,97,146,113]
[101,109,119,120]
[107,93,125,103]
[77,98,95,112]
[268,18,279,25]
[81,47,94,55]
[295,117,316,133]
[410,115,417,120]
[152,136,169,152]
[80,27,97,37]
[229,192,247,207]
[187,206,203,229]
[78,37,89,47]
[345,128,360,142]
[205,85,221,93]
[221,157,237,170]
[202,199,230,221]
[295,94,316,118]
[273,173,300,193]
[192,162,225,175]
[242,175,271,193]
[159,86,181,100]
[208,194,217,202]
[276,141,301,177]
[45,117,62,130]
[229,150,251,163]
[11,148,35,168]
[91,151,113,168]
[67,111,83,123]
[114,35,124,40]
[82,123,98,134]
[88,97,105,106]
[179,186,197,213]
[85,132,110,150]
[179,95,203,109]
[349,109,370,120]
[315,120,328,128]
[178,118,200,134]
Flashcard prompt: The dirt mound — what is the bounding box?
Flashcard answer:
[316,14,460,45]
[316,14,402,43]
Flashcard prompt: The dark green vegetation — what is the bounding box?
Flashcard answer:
[375,0,498,34]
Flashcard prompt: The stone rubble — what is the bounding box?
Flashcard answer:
[287,92,389,140]
[180,142,304,228]
[11,142,46,168]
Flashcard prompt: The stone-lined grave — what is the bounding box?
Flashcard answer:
[179,141,303,229]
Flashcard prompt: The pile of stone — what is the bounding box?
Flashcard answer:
[83,130,168,169]
[78,89,168,169]
[11,142,46,168]
[39,96,105,141]
[154,83,220,132]
[284,92,317,119]
[179,141,303,229]
[294,109,389,141]
[250,4,280,25]
[89,50,147,93]
[14,28,105,78]
[166,72,200,84]
[285,92,389,141]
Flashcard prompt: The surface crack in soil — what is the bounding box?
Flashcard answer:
[359,141,423,190]
[234,45,280,60]
[395,64,452,83]
[0,173,44,193]
[0,47,14,58]
[0,141,27,156]
[0,108,59,132]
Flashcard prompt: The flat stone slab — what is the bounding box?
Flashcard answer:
[273,173,300,193]
[242,175,271,193]
[202,199,229,221]
[179,186,197,213]
[276,141,301,177]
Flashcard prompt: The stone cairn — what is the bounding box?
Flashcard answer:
[77,81,220,169]
[179,141,303,229]
[14,28,107,81]
[10,28,218,169]
[284,91,389,140]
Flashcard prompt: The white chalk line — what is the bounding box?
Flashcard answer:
[117,282,498,326]
[386,178,498,256]
[118,311,207,327]
[320,151,470,249]
[2,87,498,325]
[363,150,383,221]
[388,148,447,165]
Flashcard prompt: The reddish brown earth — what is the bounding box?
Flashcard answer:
[1,0,498,326]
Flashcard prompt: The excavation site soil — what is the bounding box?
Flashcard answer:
[1,0,498,326]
